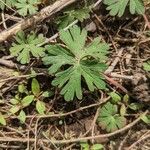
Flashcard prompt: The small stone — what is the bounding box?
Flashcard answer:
[85,21,97,32]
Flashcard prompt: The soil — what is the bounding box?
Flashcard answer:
[0,0,149,150]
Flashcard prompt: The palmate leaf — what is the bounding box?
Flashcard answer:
[43,25,109,101]
[103,0,145,17]
[97,102,126,132]
[0,0,16,10]
[15,0,39,16]
[10,31,45,64]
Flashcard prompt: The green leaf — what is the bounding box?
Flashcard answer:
[56,14,75,30]
[56,7,90,29]
[109,92,121,103]
[32,78,40,96]
[10,31,45,64]
[21,95,34,107]
[43,25,109,101]
[129,0,145,14]
[30,68,37,78]
[10,105,20,114]
[59,25,87,56]
[10,98,19,105]
[52,66,82,101]
[18,84,26,93]
[97,102,126,132]
[80,142,90,150]
[43,45,75,74]
[0,0,16,10]
[120,104,126,116]
[103,0,145,17]
[123,94,129,103]
[18,110,26,123]
[36,100,46,114]
[42,91,54,98]
[91,144,104,150]
[0,113,6,125]
[15,0,39,16]
[73,7,90,22]
[141,114,150,124]
[129,103,143,111]
[143,61,150,71]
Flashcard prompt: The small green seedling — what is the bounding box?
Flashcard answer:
[0,0,16,10]
[109,91,121,103]
[10,31,45,64]
[15,0,40,16]
[80,142,104,150]
[31,78,53,115]
[9,78,53,123]
[97,102,126,132]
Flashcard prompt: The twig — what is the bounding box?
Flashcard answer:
[0,111,147,144]
[93,0,102,7]
[104,74,128,94]
[0,58,25,69]
[94,14,118,52]
[139,37,150,44]
[2,126,25,137]
[0,0,16,12]
[110,73,134,80]
[114,37,138,43]
[0,0,77,43]
[10,97,110,119]
[143,14,150,29]
[91,107,100,143]
[39,20,78,46]
[0,73,44,83]
[127,131,150,150]
[0,58,48,74]
[1,12,7,29]
[35,0,103,46]
[34,117,40,150]
[4,14,23,22]
[105,49,124,74]
[118,130,131,150]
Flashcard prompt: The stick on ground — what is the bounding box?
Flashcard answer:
[0,0,77,43]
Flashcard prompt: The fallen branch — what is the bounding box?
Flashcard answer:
[0,0,77,43]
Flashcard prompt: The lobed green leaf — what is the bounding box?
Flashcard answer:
[103,0,145,17]
[97,102,126,132]
[43,25,109,101]
[10,31,45,64]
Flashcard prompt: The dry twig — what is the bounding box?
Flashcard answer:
[0,0,77,43]
[0,111,147,144]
